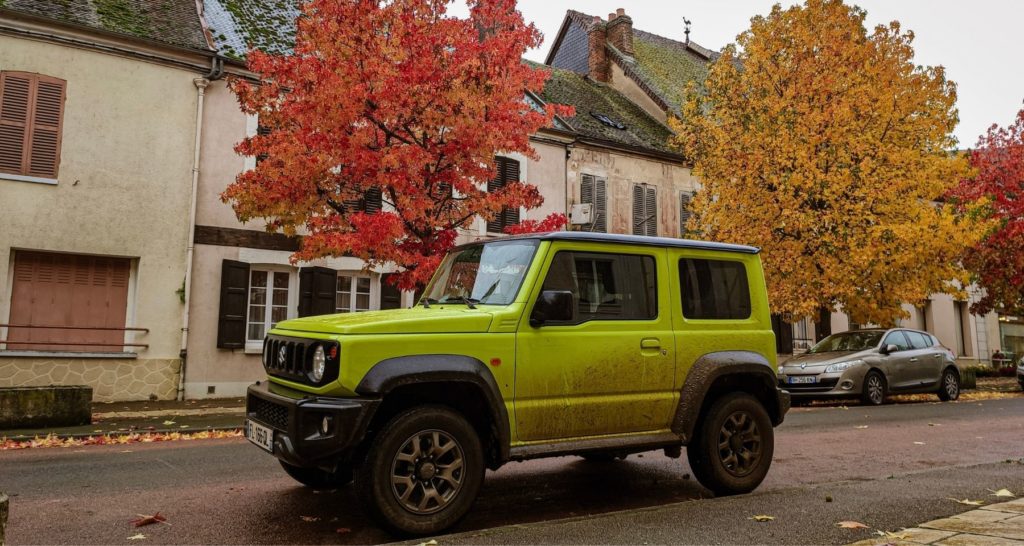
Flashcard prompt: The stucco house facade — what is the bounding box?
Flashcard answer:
[545,8,1001,364]
[0,1,219,400]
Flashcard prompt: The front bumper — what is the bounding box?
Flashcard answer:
[778,368,866,398]
[245,381,378,470]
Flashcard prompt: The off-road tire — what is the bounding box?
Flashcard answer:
[355,405,484,537]
[279,460,353,489]
[687,392,774,496]
[937,367,960,401]
[860,370,887,406]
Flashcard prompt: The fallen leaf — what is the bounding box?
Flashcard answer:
[928,423,941,427]
[989,488,1015,498]
[336,528,351,534]
[749,515,775,522]
[127,533,147,541]
[913,441,926,445]
[179,425,190,429]
[161,421,176,426]
[416,541,438,546]
[837,521,869,529]
[948,498,985,506]
[300,516,320,522]
[131,513,169,527]
[884,532,910,540]
[854,425,868,429]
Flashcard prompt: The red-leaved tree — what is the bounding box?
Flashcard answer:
[225,0,571,290]
[949,108,1024,315]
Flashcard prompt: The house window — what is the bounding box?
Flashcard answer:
[580,174,607,232]
[679,191,694,236]
[632,184,657,236]
[246,270,290,343]
[336,275,371,312]
[0,71,66,181]
[487,156,521,233]
[5,251,130,352]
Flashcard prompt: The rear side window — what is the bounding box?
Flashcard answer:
[679,258,751,320]
[905,331,932,349]
[540,251,657,322]
[883,331,912,351]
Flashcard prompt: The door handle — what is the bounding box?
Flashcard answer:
[641,338,661,350]
[909,357,919,362]
[933,354,942,358]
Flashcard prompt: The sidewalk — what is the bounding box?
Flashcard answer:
[849,498,1024,545]
[0,397,245,440]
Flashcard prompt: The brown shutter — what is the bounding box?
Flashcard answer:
[28,77,65,178]
[363,187,383,214]
[488,157,520,233]
[217,259,250,348]
[679,191,693,236]
[0,72,31,175]
[299,266,337,316]
[581,175,607,233]
[380,273,403,310]
[632,184,644,235]
[645,187,657,236]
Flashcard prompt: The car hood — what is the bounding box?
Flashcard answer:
[782,349,874,370]
[273,306,495,335]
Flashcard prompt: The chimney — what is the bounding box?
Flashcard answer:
[587,17,610,83]
[606,8,633,57]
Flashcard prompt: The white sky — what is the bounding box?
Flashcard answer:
[452,0,1023,147]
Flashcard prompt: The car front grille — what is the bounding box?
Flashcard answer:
[249,396,289,430]
[263,336,313,383]
[779,377,840,392]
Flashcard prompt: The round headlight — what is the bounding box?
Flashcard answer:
[311,345,326,382]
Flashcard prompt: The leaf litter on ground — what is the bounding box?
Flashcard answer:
[131,513,170,527]
[837,521,870,529]
[749,515,775,522]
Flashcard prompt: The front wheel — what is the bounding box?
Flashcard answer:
[355,405,485,537]
[860,370,887,406]
[687,393,774,496]
[937,368,960,401]
[279,460,353,489]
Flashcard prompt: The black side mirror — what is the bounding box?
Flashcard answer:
[880,344,899,355]
[530,290,575,327]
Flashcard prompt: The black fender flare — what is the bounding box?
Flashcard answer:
[355,354,511,463]
[671,351,788,443]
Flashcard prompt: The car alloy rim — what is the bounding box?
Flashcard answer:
[717,410,762,477]
[867,375,883,404]
[945,372,958,398]
[390,429,465,515]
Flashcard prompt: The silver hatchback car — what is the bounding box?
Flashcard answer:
[778,329,960,405]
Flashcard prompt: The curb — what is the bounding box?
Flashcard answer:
[2,425,242,441]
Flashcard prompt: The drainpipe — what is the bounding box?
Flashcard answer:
[178,56,223,401]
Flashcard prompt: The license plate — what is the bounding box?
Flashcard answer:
[788,376,817,384]
[245,419,274,453]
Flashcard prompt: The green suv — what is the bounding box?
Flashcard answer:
[245,232,789,535]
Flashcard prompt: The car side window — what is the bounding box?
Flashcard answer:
[883,331,912,351]
[540,251,657,322]
[679,258,751,320]
[904,331,931,349]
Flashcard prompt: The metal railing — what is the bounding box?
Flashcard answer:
[0,324,149,349]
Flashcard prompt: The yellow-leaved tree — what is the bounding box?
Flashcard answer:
[669,0,980,327]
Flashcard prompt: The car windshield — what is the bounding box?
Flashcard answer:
[808,331,884,353]
[423,240,538,306]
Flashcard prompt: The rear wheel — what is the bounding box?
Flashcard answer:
[860,371,886,406]
[355,405,484,537]
[937,368,960,401]
[279,460,353,489]
[687,392,774,496]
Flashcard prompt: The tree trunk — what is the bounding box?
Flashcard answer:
[815,306,832,342]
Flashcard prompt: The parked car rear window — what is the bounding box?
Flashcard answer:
[904,331,932,349]
[679,259,751,320]
[540,251,657,322]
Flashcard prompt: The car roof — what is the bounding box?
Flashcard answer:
[463,231,760,254]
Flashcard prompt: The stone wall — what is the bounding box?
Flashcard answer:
[0,358,180,402]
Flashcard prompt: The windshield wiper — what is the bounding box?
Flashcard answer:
[421,297,439,309]
[439,296,479,309]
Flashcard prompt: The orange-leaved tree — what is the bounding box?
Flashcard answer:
[670,0,980,326]
[225,0,571,290]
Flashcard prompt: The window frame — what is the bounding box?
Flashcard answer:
[882,330,912,352]
[334,273,375,313]
[537,249,659,326]
[0,71,67,184]
[244,266,297,351]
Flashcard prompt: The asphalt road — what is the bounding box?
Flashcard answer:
[1,397,1023,545]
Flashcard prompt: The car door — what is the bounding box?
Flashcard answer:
[903,330,941,387]
[880,330,914,389]
[514,244,677,442]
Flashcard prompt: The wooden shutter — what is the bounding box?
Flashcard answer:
[8,251,129,352]
[679,191,693,236]
[380,273,403,309]
[581,174,607,233]
[632,185,644,235]
[363,187,383,214]
[216,259,250,348]
[255,124,271,164]
[298,266,337,316]
[488,157,520,233]
[0,72,65,178]
[645,186,657,236]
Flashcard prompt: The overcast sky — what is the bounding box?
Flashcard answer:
[453,0,1022,147]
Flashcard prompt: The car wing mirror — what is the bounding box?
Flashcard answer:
[880,344,898,355]
[530,290,575,327]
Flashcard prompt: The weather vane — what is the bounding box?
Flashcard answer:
[683,17,692,45]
